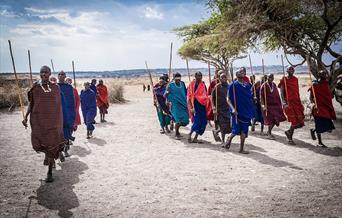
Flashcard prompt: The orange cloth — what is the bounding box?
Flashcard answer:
[187,80,211,121]
[73,88,81,127]
[278,76,305,127]
[96,84,109,109]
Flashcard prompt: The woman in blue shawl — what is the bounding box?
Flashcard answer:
[80,82,97,139]
[165,73,189,140]
[154,76,171,134]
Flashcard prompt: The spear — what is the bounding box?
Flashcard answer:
[72,60,76,88]
[307,55,318,113]
[262,59,268,117]
[50,59,55,74]
[28,50,33,87]
[145,61,160,113]
[168,42,173,80]
[8,40,25,120]
[208,62,212,84]
[230,63,238,124]
[186,58,191,82]
[248,54,256,98]
[281,55,289,107]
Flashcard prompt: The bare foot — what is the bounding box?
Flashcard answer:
[239,150,249,154]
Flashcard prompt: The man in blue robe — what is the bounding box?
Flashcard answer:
[90,79,98,123]
[80,82,97,139]
[224,69,255,154]
[165,73,189,140]
[58,71,76,156]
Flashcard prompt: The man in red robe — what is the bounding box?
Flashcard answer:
[278,66,305,145]
[309,71,336,147]
[96,79,109,123]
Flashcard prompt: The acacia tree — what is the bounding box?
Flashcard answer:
[174,15,247,72]
[208,0,342,91]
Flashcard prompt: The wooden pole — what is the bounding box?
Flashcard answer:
[72,61,76,88]
[307,55,318,112]
[230,63,238,124]
[262,58,268,117]
[281,55,289,107]
[248,54,256,97]
[50,59,55,74]
[168,42,173,80]
[186,58,191,82]
[214,71,219,121]
[8,40,25,119]
[145,61,160,112]
[208,62,212,84]
[28,50,33,87]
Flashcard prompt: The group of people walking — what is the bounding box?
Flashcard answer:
[153,66,337,154]
[22,66,109,182]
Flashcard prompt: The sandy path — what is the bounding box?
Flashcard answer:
[0,85,342,217]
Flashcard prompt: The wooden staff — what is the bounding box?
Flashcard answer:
[145,61,160,112]
[248,54,256,98]
[214,71,219,121]
[281,55,289,107]
[208,62,212,84]
[8,40,25,120]
[28,50,33,87]
[168,42,173,80]
[262,58,268,117]
[72,60,76,88]
[186,58,191,82]
[230,63,238,124]
[307,55,318,112]
[51,59,55,73]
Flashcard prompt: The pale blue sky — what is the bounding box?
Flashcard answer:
[0,0,336,73]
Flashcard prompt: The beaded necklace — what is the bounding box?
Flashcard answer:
[39,81,52,93]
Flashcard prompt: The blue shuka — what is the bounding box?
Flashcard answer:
[80,89,97,131]
[228,80,255,135]
[59,83,76,141]
[166,81,189,126]
[191,83,207,135]
[90,84,97,95]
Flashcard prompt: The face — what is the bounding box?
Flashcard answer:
[236,71,244,79]
[40,68,51,82]
[84,83,90,90]
[175,77,181,84]
[58,71,66,82]
[158,79,165,85]
[240,67,246,76]
[66,78,72,85]
[91,79,97,85]
[195,73,202,82]
[268,74,274,83]
[287,68,294,76]
[50,77,57,84]
[99,80,103,85]
[220,74,227,84]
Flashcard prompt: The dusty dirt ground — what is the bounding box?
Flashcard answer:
[1,84,342,218]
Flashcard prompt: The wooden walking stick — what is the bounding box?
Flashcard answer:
[145,61,160,113]
[72,61,76,88]
[281,55,289,107]
[230,63,238,124]
[186,58,191,82]
[8,40,25,120]
[262,58,268,117]
[50,59,55,73]
[28,50,33,87]
[168,42,173,80]
[208,62,212,84]
[306,55,318,113]
[248,54,256,98]
[214,72,219,122]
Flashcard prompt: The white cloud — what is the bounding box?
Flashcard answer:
[143,7,164,20]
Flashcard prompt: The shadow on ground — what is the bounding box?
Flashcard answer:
[33,157,88,218]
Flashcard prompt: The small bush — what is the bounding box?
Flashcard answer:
[0,77,29,110]
[108,82,125,104]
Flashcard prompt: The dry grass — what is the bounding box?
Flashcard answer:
[0,77,29,110]
[108,81,126,104]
